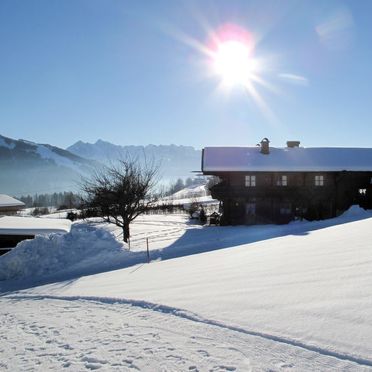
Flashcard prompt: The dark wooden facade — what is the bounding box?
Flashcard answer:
[207,171,372,225]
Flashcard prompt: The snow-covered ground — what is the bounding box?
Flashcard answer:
[1,208,372,370]
[158,184,219,209]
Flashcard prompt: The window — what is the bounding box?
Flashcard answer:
[276,175,288,186]
[359,189,367,195]
[315,175,324,186]
[245,175,256,187]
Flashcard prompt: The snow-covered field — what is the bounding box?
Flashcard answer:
[1,208,372,371]
[157,184,219,209]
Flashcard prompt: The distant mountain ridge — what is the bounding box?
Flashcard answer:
[0,135,202,196]
[67,139,202,181]
[0,134,100,195]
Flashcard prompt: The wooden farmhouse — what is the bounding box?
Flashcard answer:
[202,139,372,225]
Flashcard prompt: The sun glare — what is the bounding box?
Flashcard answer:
[213,40,257,86]
[172,22,285,122]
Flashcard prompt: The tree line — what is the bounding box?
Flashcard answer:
[19,192,81,209]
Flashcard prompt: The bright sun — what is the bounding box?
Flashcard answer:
[213,40,257,86]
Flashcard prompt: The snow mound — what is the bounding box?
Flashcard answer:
[340,205,371,218]
[0,223,126,281]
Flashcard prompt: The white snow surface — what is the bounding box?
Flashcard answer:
[171,184,208,199]
[0,194,25,208]
[2,208,372,370]
[0,216,71,235]
[0,223,125,281]
[203,146,372,172]
[159,184,218,207]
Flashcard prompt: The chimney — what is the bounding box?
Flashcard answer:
[260,138,270,155]
[286,140,300,148]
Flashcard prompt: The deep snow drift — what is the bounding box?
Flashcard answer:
[0,223,125,282]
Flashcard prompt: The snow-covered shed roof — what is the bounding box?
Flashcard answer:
[0,194,25,208]
[202,146,372,172]
[0,216,72,236]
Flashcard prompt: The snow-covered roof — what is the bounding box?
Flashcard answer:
[0,194,25,208]
[202,146,372,172]
[0,216,72,235]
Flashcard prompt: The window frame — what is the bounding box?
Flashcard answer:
[276,175,288,187]
[245,175,256,187]
[315,175,324,186]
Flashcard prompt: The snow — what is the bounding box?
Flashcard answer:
[171,184,208,199]
[160,194,217,208]
[159,184,219,208]
[0,137,15,149]
[2,207,372,370]
[0,216,71,235]
[0,223,124,281]
[203,146,372,172]
[3,297,361,372]
[0,297,362,372]
[36,144,88,173]
[0,194,25,208]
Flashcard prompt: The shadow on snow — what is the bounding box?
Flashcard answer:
[1,209,371,294]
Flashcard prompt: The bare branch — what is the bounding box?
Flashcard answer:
[81,156,159,242]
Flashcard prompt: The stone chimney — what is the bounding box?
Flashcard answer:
[286,141,300,148]
[260,138,270,155]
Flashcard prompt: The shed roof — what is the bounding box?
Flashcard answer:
[202,146,372,172]
[0,194,25,208]
[0,216,72,235]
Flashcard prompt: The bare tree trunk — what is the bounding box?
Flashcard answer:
[123,224,130,243]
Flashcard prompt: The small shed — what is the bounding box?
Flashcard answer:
[0,194,25,216]
[0,216,72,254]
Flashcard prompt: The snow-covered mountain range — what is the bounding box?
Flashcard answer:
[0,135,202,195]
[67,139,201,180]
[0,134,99,195]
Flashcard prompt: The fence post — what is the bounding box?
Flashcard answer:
[146,237,150,263]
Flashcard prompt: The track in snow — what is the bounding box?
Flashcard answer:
[1,295,371,372]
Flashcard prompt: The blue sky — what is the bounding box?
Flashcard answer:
[1,0,372,149]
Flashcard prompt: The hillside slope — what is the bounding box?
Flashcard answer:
[6,208,372,369]
[0,134,100,195]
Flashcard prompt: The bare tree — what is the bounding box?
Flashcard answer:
[82,158,158,243]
